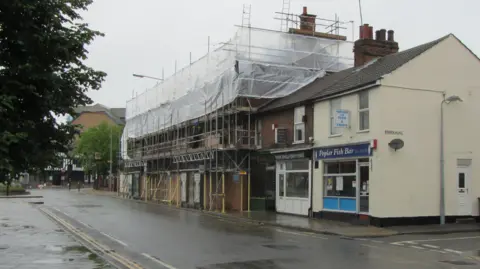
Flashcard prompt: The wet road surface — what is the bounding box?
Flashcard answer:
[0,198,112,269]
[36,189,480,269]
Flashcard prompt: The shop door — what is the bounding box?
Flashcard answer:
[359,163,370,213]
[276,162,286,213]
[457,166,472,215]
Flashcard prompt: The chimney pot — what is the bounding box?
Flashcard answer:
[388,30,395,41]
[359,24,373,39]
[377,29,386,41]
[303,6,307,15]
[354,27,399,67]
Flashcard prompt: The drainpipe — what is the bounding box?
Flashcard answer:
[440,93,446,225]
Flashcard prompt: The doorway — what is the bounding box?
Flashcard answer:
[359,162,370,213]
[275,159,310,216]
[456,164,472,216]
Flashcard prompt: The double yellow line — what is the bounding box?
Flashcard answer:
[39,207,143,269]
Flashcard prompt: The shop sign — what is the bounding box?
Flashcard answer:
[334,109,350,128]
[125,160,145,168]
[315,143,371,160]
[274,151,305,160]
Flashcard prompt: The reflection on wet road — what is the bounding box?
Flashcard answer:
[37,189,479,269]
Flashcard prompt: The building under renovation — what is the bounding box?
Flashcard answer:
[119,4,353,213]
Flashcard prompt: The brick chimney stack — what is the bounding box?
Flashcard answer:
[354,24,399,67]
[299,6,317,32]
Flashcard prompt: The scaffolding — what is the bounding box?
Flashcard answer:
[120,5,354,212]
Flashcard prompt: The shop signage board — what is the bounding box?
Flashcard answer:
[274,151,305,160]
[334,109,349,128]
[315,143,371,160]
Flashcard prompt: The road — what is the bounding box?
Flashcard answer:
[34,189,479,269]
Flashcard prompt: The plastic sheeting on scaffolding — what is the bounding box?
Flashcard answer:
[122,27,353,152]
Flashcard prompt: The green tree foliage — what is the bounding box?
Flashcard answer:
[75,122,123,175]
[0,0,106,174]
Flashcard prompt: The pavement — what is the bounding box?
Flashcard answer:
[0,197,112,268]
[25,188,480,268]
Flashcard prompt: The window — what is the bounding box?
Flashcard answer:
[255,119,262,148]
[458,173,465,188]
[330,99,342,135]
[323,161,357,198]
[294,106,305,143]
[286,172,309,198]
[358,91,369,131]
[279,174,285,196]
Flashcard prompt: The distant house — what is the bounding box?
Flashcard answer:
[72,103,126,132]
[41,104,126,185]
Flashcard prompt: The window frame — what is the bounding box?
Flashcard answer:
[293,106,305,143]
[329,99,342,136]
[358,91,370,132]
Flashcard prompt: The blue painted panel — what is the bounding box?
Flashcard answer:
[323,197,339,210]
[315,143,371,160]
[339,198,356,212]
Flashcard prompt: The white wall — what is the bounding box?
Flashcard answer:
[377,35,480,218]
[312,88,381,212]
[312,35,480,218]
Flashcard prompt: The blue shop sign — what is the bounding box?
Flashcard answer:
[315,143,371,160]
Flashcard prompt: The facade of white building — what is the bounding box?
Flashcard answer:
[311,34,480,226]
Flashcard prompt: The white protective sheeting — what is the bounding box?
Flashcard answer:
[122,27,353,157]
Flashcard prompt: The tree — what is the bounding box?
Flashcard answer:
[0,0,106,175]
[74,122,123,177]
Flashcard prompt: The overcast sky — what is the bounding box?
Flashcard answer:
[80,0,479,109]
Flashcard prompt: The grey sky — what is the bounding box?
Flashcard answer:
[81,0,480,109]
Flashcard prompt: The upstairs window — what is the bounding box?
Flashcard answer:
[294,106,305,143]
[358,91,369,131]
[330,99,342,135]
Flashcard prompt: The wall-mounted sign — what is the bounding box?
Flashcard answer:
[274,151,305,160]
[315,143,371,160]
[388,139,404,151]
[385,130,403,135]
[334,109,350,128]
[125,160,145,168]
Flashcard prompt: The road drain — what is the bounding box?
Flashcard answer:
[440,260,477,266]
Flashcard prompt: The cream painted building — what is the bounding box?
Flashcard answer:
[311,33,480,226]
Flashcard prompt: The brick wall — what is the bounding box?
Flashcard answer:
[258,104,314,149]
[72,112,117,133]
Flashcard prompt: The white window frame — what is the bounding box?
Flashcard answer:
[329,99,342,136]
[293,106,305,143]
[358,91,369,132]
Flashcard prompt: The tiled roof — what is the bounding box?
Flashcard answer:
[259,34,451,112]
[73,103,126,124]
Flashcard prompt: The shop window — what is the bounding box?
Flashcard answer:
[324,161,357,198]
[294,106,305,143]
[286,159,309,170]
[286,172,309,198]
[330,99,342,135]
[279,174,285,196]
[325,161,356,174]
[324,175,356,197]
[358,91,369,131]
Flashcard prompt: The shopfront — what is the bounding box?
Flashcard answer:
[273,149,311,216]
[315,142,373,215]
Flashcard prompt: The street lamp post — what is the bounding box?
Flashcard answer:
[132,73,164,81]
[440,95,463,225]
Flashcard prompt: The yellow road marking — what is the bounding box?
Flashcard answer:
[39,207,142,269]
